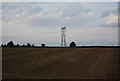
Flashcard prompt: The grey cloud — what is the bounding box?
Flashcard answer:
[101,8,118,18]
[2,2,42,15]
[2,2,118,46]
[59,3,91,17]
[30,7,42,14]
[28,17,59,26]
[26,3,97,27]
[101,14,118,28]
[101,23,118,28]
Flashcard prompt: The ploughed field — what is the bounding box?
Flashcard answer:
[2,48,119,79]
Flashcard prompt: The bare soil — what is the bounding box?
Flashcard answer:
[2,48,119,79]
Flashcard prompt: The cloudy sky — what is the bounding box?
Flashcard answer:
[2,2,118,46]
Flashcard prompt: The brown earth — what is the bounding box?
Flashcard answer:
[2,48,119,79]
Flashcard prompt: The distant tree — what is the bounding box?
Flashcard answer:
[26,43,31,47]
[1,44,3,47]
[32,44,35,47]
[3,44,7,47]
[7,41,14,47]
[70,41,76,47]
[16,44,19,47]
[41,43,45,47]
[22,44,25,47]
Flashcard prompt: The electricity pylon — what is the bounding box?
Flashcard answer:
[61,26,66,47]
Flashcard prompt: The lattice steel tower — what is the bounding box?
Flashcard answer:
[61,26,66,47]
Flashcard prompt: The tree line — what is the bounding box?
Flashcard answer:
[1,41,77,48]
[1,41,119,48]
[1,41,46,48]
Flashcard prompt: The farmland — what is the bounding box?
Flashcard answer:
[2,48,119,79]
